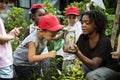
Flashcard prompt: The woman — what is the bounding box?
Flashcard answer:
[64,10,120,80]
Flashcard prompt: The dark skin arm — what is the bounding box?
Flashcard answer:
[63,44,103,70]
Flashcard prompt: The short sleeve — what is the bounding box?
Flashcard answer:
[21,30,39,47]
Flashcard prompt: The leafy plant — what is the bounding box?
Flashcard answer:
[105,14,115,37]
[43,0,61,16]
[37,58,85,80]
[51,59,85,80]
[103,0,117,14]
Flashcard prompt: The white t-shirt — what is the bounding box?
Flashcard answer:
[29,23,38,33]
[57,21,82,60]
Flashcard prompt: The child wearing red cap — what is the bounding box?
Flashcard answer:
[13,14,63,80]
[62,6,83,70]
[23,3,50,78]
[24,3,46,38]
[0,0,21,80]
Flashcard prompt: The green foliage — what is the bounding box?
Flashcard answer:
[68,1,86,14]
[5,7,27,31]
[37,59,85,80]
[51,59,85,80]
[4,7,28,51]
[105,14,115,37]
[103,0,117,14]
[37,56,63,80]
[43,57,63,80]
[43,0,61,16]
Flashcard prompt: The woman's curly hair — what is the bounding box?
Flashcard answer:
[0,0,8,2]
[80,10,107,34]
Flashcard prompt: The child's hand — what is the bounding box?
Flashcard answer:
[48,51,56,58]
[9,27,22,39]
[111,52,120,59]
[52,30,64,40]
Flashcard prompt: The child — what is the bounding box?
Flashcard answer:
[0,0,21,80]
[24,3,50,77]
[13,14,63,80]
[24,3,46,38]
[62,6,82,70]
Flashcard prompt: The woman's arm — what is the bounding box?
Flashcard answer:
[76,49,103,70]
[64,45,103,70]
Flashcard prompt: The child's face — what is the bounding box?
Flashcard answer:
[0,1,8,13]
[42,30,57,41]
[32,9,46,25]
[66,14,78,26]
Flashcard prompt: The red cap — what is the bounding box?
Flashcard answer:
[66,6,80,16]
[30,4,45,10]
[38,14,63,31]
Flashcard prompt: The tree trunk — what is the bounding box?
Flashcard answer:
[111,0,120,48]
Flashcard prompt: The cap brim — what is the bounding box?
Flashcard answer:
[48,25,64,32]
[66,12,79,16]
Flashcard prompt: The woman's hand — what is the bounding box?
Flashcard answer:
[63,44,79,54]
